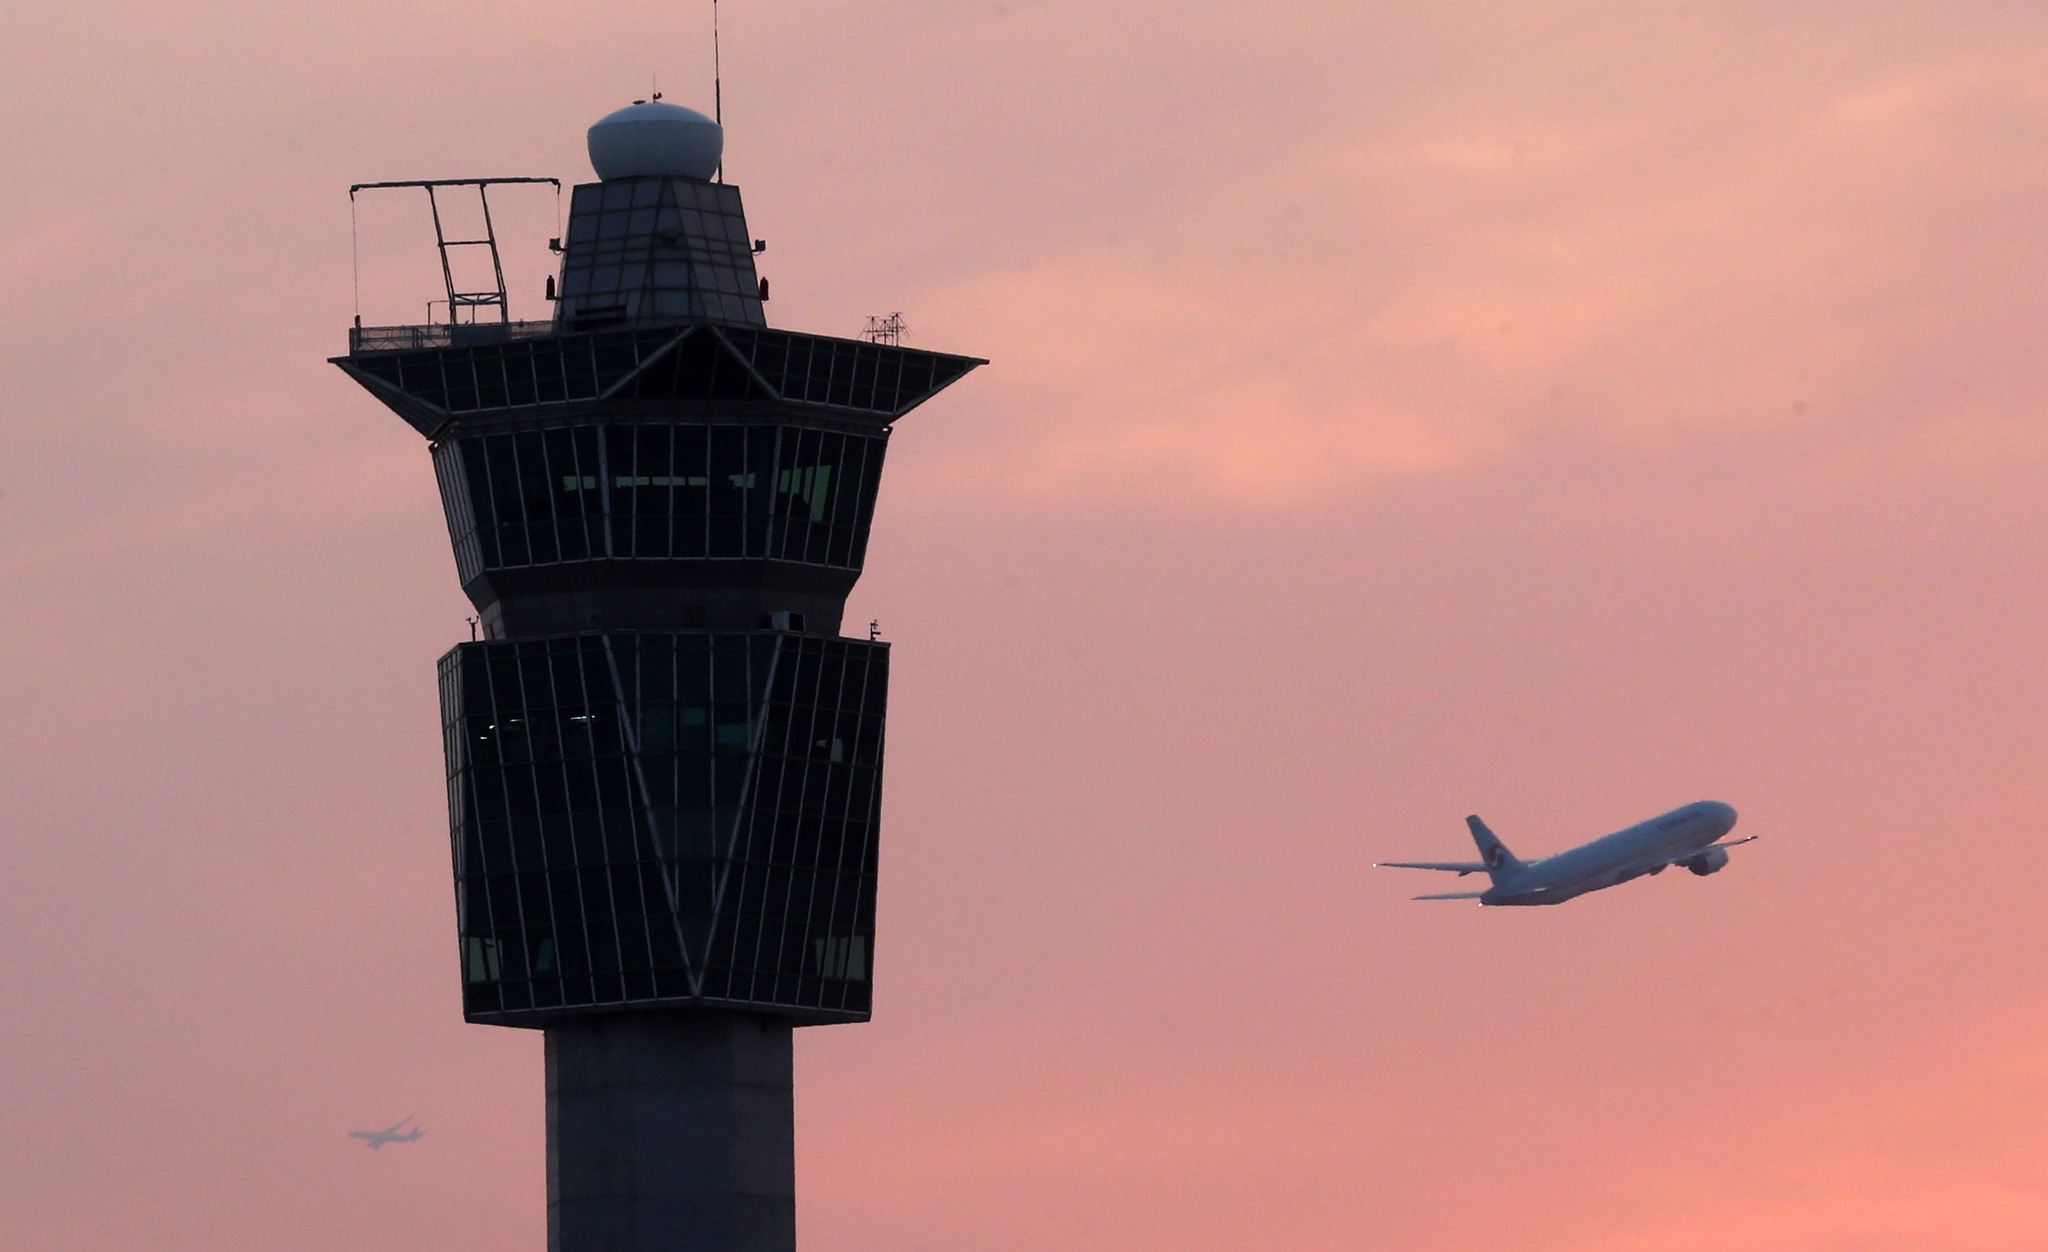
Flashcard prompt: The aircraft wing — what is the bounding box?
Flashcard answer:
[1411,891,1488,901]
[1654,835,1759,865]
[1628,835,1761,877]
[1377,861,1489,875]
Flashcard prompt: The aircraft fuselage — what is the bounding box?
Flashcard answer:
[1483,801,1738,905]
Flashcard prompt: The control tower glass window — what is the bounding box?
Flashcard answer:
[443,631,885,1023]
[438,423,888,578]
[557,179,766,330]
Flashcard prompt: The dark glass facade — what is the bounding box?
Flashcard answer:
[556,176,766,330]
[333,168,982,1049]
[432,423,888,581]
[441,630,885,1025]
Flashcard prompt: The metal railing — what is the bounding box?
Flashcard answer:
[349,320,558,354]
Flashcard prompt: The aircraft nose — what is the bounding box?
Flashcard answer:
[1712,801,1738,829]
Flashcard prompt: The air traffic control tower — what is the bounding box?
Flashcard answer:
[332,102,982,1252]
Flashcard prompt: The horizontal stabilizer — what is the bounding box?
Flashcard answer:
[1412,891,1488,901]
[1377,861,1489,875]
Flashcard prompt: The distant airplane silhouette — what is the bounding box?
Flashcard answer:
[349,1116,424,1149]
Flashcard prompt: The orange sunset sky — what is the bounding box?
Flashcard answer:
[5,3,2048,1250]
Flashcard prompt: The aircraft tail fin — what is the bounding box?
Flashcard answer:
[1466,816,1525,885]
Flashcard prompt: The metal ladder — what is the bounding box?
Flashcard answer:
[350,177,561,325]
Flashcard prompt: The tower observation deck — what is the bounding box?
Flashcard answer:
[333,100,983,1252]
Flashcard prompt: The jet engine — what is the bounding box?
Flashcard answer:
[1684,846,1730,876]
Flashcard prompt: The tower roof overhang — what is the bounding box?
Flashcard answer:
[332,322,985,440]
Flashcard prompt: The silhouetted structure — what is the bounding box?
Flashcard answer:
[333,100,982,1252]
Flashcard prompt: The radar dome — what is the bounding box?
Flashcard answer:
[587,101,724,181]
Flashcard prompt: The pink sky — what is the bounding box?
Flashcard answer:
[5,2,2048,1249]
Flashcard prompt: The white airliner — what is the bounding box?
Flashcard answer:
[1379,801,1753,905]
[349,1116,424,1149]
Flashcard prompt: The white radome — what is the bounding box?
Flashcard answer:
[587,101,724,181]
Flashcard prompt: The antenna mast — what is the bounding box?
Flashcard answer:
[862,313,907,346]
[712,0,723,182]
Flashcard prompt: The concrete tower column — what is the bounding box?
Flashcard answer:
[548,1012,795,1252]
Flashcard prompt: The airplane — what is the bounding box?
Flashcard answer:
[1378,800,1754,905]
[349,1116,424,1149]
